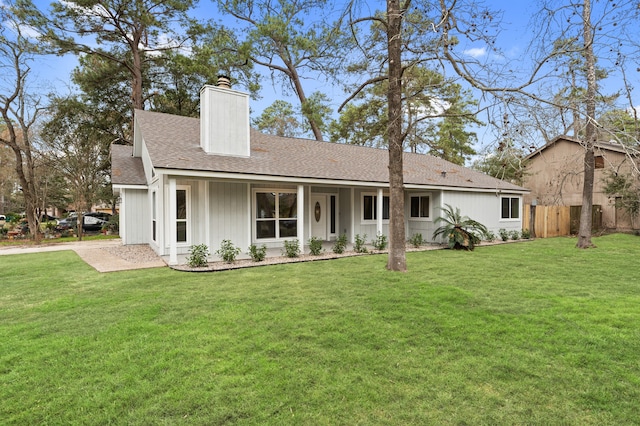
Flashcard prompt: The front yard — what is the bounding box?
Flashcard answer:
[1,234,639,424]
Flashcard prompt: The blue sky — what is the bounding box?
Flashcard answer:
[9,0,640,151]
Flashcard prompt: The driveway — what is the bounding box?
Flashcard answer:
[0,239,167,273]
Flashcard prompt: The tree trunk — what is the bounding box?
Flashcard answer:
[386,0,407,272]
[287,62,324,141]
[576,0,597,249]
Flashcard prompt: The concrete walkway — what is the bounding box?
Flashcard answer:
[0,239,167,273]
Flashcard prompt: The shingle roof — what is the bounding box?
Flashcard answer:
[526,135,639,160]
[113,109,526,193]
[111,144,146,186]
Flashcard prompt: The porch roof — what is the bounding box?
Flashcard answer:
[114,109,526,193]
[111,144,146,186]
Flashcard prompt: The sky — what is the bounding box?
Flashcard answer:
[7,0,639,153]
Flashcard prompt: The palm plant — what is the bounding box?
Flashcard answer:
[432,204,489,251]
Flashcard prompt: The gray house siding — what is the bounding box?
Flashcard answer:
[442,191,523,237]
[209,181,250,252]
[120,188,149,245]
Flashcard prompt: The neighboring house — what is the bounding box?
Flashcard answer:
[111,80,527,264]
[523,135,639,232]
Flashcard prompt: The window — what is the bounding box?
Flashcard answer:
[255,191,297,239]
[501,197,520,219]
[410,195,430,218]
[362,194,389,221]
[330,195,336,234]
[595,155,604,169]
[176,188,189,242]
[152,191,157,241]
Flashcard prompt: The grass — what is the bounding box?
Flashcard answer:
[1,234,640,424]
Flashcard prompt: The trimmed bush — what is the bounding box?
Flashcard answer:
[409,233,424,248]
[308,236,324,256]
[354,234,368,253]
[372,233,388,251]
[187,244,210,267]
[216,240,241,263]
[248,244,267,262]
[332,233,347,254]
[283,239,301,258]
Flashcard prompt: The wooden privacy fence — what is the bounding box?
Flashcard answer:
[523,205,572,238]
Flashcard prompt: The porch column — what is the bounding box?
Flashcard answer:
[350,187,355,243]
[246,184,252,249]
[169,178,177,265]
[200,180,210,249]
[377,187,384,236]
[297,185,305,250]
[119,188,127,245]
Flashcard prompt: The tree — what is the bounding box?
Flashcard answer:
[472,145,528,186]
[149,24,261,117]
[603,169,640,221]
[331,66,480,164]
[40,96,111,240]
[216,0,347,141]
[22,0,199,139]
[342,0,500,271]
[0,1,44,242]
[598,109,640,146]
[252,100,304,137]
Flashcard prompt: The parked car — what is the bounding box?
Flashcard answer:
[56,212,112,232]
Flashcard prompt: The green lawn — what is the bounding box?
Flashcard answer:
[1,234,639,425]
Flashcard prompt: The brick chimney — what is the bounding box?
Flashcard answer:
[199,76,250,157]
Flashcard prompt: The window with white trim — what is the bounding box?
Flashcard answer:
[152,191,157,242]
[255,191,297,239]
[176,186,190,243]
[362,194,389,221]
[501,197,520,219]
[410,195,430,219]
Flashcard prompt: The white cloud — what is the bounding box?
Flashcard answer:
[463,46,487,58]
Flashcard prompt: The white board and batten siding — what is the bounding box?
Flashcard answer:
[121,188,150,245]
[441,191,524,234]
[209,181,250,251]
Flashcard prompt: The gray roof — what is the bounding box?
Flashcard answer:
[112,109,527,192]
[111,144,146,186]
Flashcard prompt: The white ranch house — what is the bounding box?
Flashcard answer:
[111,81,527,264]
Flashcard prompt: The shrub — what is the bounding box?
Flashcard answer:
[354,234,368,253]
[509,230,520,240]
[308,236,323,256]
[409,233,424,248]
[283,239,300,258]
[215,239,241,263]
[484,230,497,241]
[498,228,509,241]
[521,228,531,239]
[372,233,388,251]
[432,204,489,251]
[332,233,348,254]
[248,244,267,262]
[187,244,210,267]
[105,214,119,233]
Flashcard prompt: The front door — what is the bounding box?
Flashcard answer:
[311,195,327,240]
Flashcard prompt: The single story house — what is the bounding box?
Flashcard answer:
[111,80,528,264]
[523,135,639,232]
